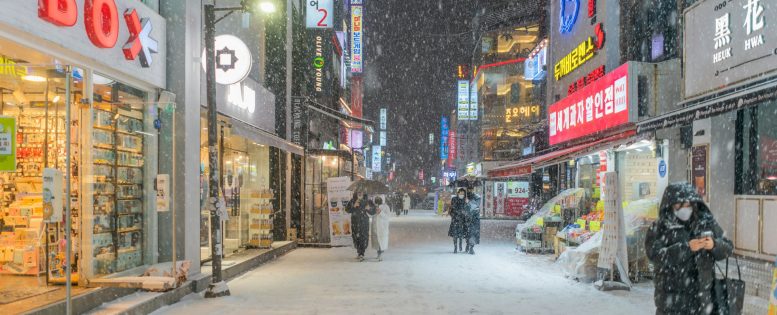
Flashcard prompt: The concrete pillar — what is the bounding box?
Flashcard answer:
[160,0,202,275]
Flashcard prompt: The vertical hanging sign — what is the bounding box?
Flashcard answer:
[379,108,387,130]
[470,82,478,121]
[0,117,16,171]
[350,1,364,73]
[440,117,449,160]
[372,145,382,172]
[457,80,470,120]
[447,130,456,167]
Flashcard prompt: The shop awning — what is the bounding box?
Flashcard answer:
[230,118,305,156]
[637,76,777,133]
[487,130,637,178]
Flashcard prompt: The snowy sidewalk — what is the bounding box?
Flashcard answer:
[152,212,656,315]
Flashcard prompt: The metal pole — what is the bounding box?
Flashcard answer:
[204,4,230,298]
[284,0,293,241]
[171,105,177,281]
[64,66,72,315]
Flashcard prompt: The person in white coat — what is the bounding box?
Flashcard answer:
[371,196,391,261]
[402,193,411,215]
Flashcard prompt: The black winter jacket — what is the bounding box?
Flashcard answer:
[645,183,732,315]
[345,198,376,242]
[448,197,467,238]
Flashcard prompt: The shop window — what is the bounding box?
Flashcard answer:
[0,64,83,283]
[89,73,150,276]
[199,116,273,259]
[736,100,777,195]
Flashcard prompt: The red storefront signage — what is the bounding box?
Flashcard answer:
[487,165,532,178]
[548,63,630,145]
[38,0,158,67]
[447,130,456,168]
[504,198,529,217]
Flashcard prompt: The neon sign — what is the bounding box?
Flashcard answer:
[554,23,605,81]
[559,0,580,34]
[38,0,158,67]
[505,105,541,123]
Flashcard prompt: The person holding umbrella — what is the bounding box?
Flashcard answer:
[345,190,376,261]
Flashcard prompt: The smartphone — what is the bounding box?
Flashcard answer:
[700,231,714,239]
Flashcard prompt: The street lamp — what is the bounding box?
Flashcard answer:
[203,0,280,298]
[258,1,276,13]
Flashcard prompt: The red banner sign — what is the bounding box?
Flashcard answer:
[487,165,532,178]
[447,130,457,168]
[504,198,529,217]
[548,63,630,145]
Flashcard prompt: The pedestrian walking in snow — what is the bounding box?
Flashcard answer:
[403,193,411,215]
[371,196,391,261]
[463,187,481,255]
[448,188,467,253]
[645,182,732,315]
[345,191,376,261]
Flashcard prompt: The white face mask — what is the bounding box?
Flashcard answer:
[458,194,465,199]
[674,207,693,221]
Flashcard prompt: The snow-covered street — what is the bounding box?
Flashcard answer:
[153,211,656,315]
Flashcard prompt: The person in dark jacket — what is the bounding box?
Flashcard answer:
[645,182,733,315]
[463,187,481,255]
[448,188,467,253]
[345,191,376,261]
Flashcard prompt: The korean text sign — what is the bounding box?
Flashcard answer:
[684,0,777,98]
[0,117,16,171]
[306,0,333,29]
[351,5,364,73]
[548,63,629,145]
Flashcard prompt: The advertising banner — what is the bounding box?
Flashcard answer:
[504,181,529,217]
[597,172,630,286]
[155,174,170,212]
[548,63,630,145]
[326,176,353,246]
[306,0,333,29]
[0,117,16,171]
[42,168,63,222]
[691,145,709,201]
[379,131,386,146]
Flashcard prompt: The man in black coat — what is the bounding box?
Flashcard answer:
[449,188,467,253]
[645,183,733,315]
[345,192,375,261]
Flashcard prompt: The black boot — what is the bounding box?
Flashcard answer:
[458,239,463,253]
[453,240,458,253]
[468,245,475,255]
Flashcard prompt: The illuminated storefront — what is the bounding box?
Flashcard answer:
[475,24,544,161]
[0,0,171,302]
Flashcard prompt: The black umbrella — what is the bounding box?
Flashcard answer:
[347,179,390,194]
